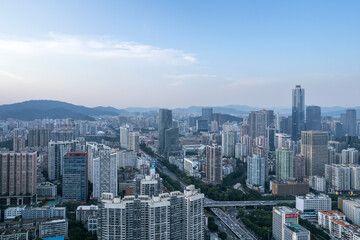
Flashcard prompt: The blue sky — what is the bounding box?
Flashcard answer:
[0,1,359,108]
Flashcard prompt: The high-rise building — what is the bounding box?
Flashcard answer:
[283,222,310,240]
[48,140,78,181]
[267,127,276,152]
[13,128,26,152]
[221,131,236,157]
[350,165,360,190]
[158,109,173,154]
[341,148,359,164]
[93,150,117,198]
[293,154,306,181]
[134,173,163,197]
[247,155,266,187]
[129,132,140,152]
[201,107,213,123]
[196,119,208,132]
[120,126,130,149]
[344,109,357,136]
[205,144,222,184]
[249,109,274,138]
[342,199,360,226]
[28,128,50,148]
[292,85,305,141]
[306,106,321,131]
[326,164,351,191]
[62,152,88,203]
[272,206,298,240]
[301,131,328,176]
[0,151,37,196]
[276,148,294,181]
[98,185,204,240]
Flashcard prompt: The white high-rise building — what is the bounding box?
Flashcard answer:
[235,143,247,159]
[350,165,360,190]
[117,150,137,168]
[120,126,130,149]
[342,148,359,164]
[98,185,204,240]
[283,222,310,240]
[272,206,298,240]
[247,155,266,187]
[331,164,351,191]
[205,144,222,184]
[276,148,294,181]
[342,199,360,226]
[93,150,117,198]
[129,132,140,152]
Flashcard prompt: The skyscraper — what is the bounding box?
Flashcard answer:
[306,106,321,131]
[301,131,328,176]
[129,132,140,152]
[344,109,357,136]
[276,148,294,181]
[120,126,130,149]
[205,144,222,184]
[248,109,274,138]
[201,107,213,123]
[292,85,305,141]
[62,152,88,203]
[158,109,173,155]
[93,150,117,198]
[28,128,50,148]
[13,128,26,152]
[247,155,266,187]
[221,131,236,157]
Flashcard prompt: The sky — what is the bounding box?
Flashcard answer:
[0,0,359,108]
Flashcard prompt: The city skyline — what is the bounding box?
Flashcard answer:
[1,1,360,108]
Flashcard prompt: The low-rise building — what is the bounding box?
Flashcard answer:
[4,206,26,220]
[39,218,68,239]
[36,182,57,199]
[283,222,310,240]
[272,181,309,196]
[296,194,331,221]
[76,205,98,233]
[318,210,346,230]
[22,206,66,220]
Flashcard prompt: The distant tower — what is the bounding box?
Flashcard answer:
[344,109,357,136]
[205,144,222,184]
[201,107,213,123]
[158,109,173,155]
[306,106,321,131]
[292,85,305,141]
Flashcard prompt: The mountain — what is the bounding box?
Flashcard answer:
[0,100,121,121]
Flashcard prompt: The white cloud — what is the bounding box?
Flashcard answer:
[167,73,216,79]
[0,70,23,81]
[0,32,197,64]
[168,81,183,87]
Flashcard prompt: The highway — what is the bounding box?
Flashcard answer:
[205,198,295,207]
[211,208,258,240]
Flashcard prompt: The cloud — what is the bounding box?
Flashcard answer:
[0,70,23,81]
[0,32,197,65]
[168,81,183,87]
[167,73,216,79]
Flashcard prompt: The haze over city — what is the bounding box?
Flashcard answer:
[0,0,359,108]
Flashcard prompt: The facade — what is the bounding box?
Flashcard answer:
[301,131,328,176]
[62,152,88,203]
[342,148,359,164]
[247,155,266,187]
[276,148,294,181]
[283,222,310,240]
[350,165,360,190]
[272,181,309,196]
[39,218,68,239]
[98,185,204,240]
[293,154,306,181]
[326,164,351,192]
[0,151,37,196]
[93,150,117,198]
[306,106,321,131]
[342,200,360,226]
[308,175,327,192]
[221,131,236,157]
[296,194,331,213]
[249,109,274,138]
[272,206,298,240]
[292,85,305,141]
[205,144,222,184]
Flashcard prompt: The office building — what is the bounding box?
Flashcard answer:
[158,108,173,155]
[98,185,204,240]
[267,127,276,151]
[344,109,357,136]
[283,222,310,240]
[293,154,306,181]
[62,152,88,203]
[129,132,140,152]
[272,206,298,240]
[301,131,328,176]
[164,127,180,157]
[202,107,213,124]
[306,106,321,131]
[276,148,294,181]
[292,85,305,141]
[93,150,118,198]
[249,109,274,138]
[247,155,266,187]
[296,194,331,213]
[0,151,37,196]
[48,140,78,181]
[342,148,359,164]
[120,126,130,149]
[221,131,236,157]
[205,144,222,184]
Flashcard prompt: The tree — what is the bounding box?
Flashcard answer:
[218,232,227,240]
